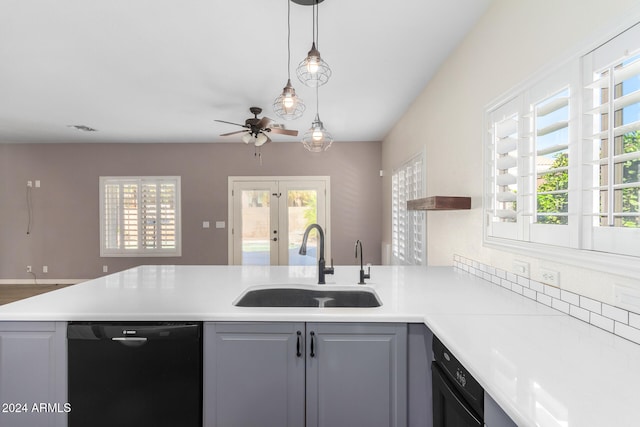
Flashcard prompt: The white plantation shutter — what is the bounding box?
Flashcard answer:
[583,22,640,257]
[392,152,425,265]
[486,96,522,241]
[100,177,181,256]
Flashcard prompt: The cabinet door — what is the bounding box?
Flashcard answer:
[203,322,305,427]
[306,323,407,427]
[0,322,67,427]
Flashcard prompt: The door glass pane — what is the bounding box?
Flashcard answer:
[287,190,317,266]
[241,190,271,265]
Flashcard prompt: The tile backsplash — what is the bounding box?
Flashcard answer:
[453,254,640,346]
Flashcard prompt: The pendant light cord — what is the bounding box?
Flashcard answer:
[315,0,319,48]
[287,0,291,79]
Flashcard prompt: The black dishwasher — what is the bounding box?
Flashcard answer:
[432,336,484,427]
[67,322,202,427]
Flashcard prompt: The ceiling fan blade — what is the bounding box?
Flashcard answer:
[214,119,248,128]
[269,128,299,136]
[220,130,247,136]
[257,117,273,129]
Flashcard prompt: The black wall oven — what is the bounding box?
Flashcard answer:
[432,336,484,427]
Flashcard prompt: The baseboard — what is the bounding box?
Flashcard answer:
[0,279,88,285]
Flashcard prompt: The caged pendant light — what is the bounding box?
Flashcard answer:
[295,0,331,88]
[301,86,333,152]
[273,0,305,120]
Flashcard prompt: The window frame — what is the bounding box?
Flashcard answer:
[391,150,426,266]
[99,176,182,257]
[483,20,640,277]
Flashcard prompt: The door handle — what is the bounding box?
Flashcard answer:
[309,331,315,358]
[296,331,302,357]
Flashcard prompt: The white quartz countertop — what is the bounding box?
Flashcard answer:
[1,265,638,426]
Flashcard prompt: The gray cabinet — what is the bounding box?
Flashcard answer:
[484,392,517,427]
[204,322,407,427]
[0,322,67,427]
[204,322,305,427]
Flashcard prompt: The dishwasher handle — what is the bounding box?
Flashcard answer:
[67,322,201,341]
[111,336,148,347]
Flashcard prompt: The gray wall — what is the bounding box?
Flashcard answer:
[0,141,382,281]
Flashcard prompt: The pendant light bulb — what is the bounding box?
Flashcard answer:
[274,79,305,120]
[273,0,305,120]
[302,113,333,152]
[297,42,331,88]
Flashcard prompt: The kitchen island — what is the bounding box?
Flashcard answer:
[0,265,639,426]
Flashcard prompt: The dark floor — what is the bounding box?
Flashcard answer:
[0,284,74,305]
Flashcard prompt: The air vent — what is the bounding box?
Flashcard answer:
[68,125,97,132]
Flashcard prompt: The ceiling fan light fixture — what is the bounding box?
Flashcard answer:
[302,113,333,152]
[241,132,255,144]
[255,132,269,146]
[273,79,305,120]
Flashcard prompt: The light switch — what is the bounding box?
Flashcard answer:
[202,221,210,229]
[215,221,225,229]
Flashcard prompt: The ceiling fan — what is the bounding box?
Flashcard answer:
[215,107,298,146]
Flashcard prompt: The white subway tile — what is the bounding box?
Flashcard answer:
[511,283,523,295]
[569,305,590,323]
[523,288,537,300]
[552,298,570,314]
[537,293,552,307]
[544,286,561,299]
[500,279,511,290]
[506,272,517,283]
[496,269,506,279]
[529,280,544,293]
[602,304,629,324]
[580,296,602,314]
[630,312,640,329]
[491,275,501,285]
[517,276,530,287]
[590,313,614,332]
[560,290,580,306]
[614,322,640,345]
[483,272,492,282]
[488,266,496,275]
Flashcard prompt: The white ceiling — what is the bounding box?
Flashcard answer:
[0,0,492,144]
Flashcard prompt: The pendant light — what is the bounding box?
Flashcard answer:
[302,86,333,152]
[273,0,305,120]
[296,0,331,87]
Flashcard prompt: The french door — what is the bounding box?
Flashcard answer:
[228,176,330,265]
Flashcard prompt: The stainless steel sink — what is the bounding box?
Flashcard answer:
[233,285,382,308]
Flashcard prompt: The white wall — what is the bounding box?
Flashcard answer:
[382,0,640,304]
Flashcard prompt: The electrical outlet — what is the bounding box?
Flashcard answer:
[42,265,48,273]
[103,265,108,273]
[540,268,559,286]
[35,180,41,188]
[513,260,530,278]
[26,265,32,273]
[27,180,33,188]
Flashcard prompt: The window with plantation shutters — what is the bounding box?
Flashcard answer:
[583,22,640,257]
[484,20,640,274]
[392,152,425,265]
[100,176,181,257]
[486,96,521,241]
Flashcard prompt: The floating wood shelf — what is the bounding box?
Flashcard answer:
[407,196,471,211]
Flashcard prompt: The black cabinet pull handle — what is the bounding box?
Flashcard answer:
[310,331,315,358]
[296,331,302,357]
